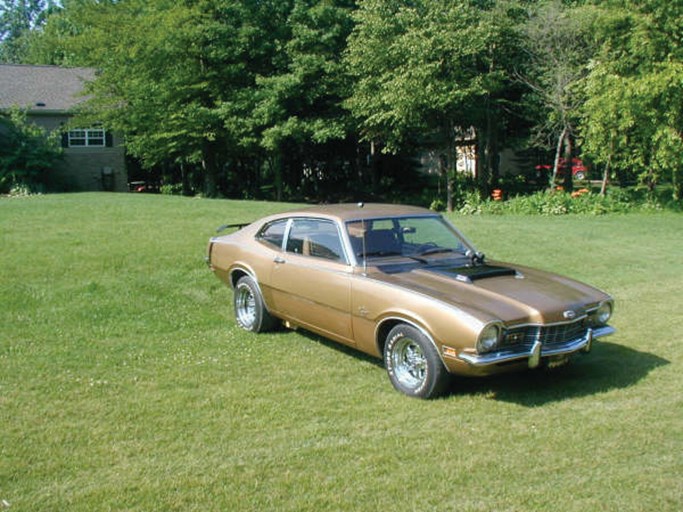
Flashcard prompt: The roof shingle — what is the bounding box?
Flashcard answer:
[0,64,95,113]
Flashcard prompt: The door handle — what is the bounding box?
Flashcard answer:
[274,256,285,264]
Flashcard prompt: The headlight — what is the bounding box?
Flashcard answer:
[593,302,612,326]
[477,324,501,353]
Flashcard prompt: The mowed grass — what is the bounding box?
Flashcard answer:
[1,193,681,511]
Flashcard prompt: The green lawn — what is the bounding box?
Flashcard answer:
[1,193,681,511]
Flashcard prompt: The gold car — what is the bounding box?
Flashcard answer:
[207,203,615,398]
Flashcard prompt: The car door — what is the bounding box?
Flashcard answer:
[268,218,354,344]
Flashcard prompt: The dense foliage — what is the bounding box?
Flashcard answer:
[0,108,62,193]
[0,0,57,62]
[580,0,683,201]
[2,0,681,208]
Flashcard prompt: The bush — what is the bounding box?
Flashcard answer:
[0,109,63,194]
[6,183,41,197]
[458,187,664,215]
[159,183,184,195]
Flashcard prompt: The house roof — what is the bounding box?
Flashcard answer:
[0,64,95,113]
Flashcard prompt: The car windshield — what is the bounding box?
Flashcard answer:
[346,215,472,261]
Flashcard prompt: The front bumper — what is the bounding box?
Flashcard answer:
[457,326,616,368]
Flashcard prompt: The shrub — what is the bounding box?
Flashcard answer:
[0,109,63,194]
[458,188,663,215]
[159,183,184,195]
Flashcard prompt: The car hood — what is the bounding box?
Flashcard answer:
[369,261,610,325]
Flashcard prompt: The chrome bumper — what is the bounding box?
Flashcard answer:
[457,326,616,368]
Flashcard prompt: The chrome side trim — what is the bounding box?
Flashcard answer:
[457,326,616,367]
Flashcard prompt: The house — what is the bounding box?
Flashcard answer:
[0,64,127,192]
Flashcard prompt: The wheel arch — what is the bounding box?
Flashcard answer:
[228,264,256,289]
[228,264,278,318]
[375,316,448,370]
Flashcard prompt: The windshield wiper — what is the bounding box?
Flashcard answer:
[405,254,429,264]
[359,250,403,258]
[418,247,455,257]
[361,247,460,264]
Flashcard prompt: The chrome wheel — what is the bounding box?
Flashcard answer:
[390,337,427,390]
[233,275,278,333]
[235,282,257,330]
[384,324,450,399]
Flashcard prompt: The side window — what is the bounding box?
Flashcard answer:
[257,219,288,249]
[287,219,345,263]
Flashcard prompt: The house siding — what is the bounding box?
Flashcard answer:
[0,65,128,192]
[61,139,127,192]
[26,113,128,192]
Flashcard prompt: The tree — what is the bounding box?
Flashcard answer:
[19,0,89,66]
[580,0,683,201]
[0,108,62,193]
[345,0,523,210]
[31,0,291,197]
[516,0,598,192]
[27,0,362,200]
[250,0,356,201]
[0,0,58,62]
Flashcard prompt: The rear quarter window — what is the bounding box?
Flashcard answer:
[256,219,288,249]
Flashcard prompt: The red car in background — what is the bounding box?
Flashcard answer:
[535,158,588,181]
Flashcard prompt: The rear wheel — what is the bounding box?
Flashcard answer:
[384,324,450,399]
[234,276,277,332]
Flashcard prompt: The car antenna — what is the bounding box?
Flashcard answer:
[358,202,367,274]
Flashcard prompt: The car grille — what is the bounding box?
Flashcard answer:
[504,320,588,348]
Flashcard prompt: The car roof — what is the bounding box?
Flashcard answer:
[282,203,436,222]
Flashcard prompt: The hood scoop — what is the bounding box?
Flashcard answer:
[429,264,518,284]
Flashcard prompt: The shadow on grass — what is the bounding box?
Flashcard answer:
[295,329,669,405]
[449,341,670,406]
[292,328,385,368]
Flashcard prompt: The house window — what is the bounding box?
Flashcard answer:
[68,128,106,147]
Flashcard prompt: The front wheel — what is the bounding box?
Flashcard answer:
[384,324,450,399]
[233,276,277,332]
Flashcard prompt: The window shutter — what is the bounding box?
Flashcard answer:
[105,132,113,147]
[61,132,69,148]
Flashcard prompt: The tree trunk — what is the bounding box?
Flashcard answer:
[672,165,682,202]
[445,124,456,212]
[484,95,499,192]
[600,153,611,196]
[550,127,568,190]
[369,140,378,194]
[181,162,191,196]
[267,154,283,202]
[601,138,613,196]
[202,142,218,198]
[475,129,489,199]
[562,133,573,192]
